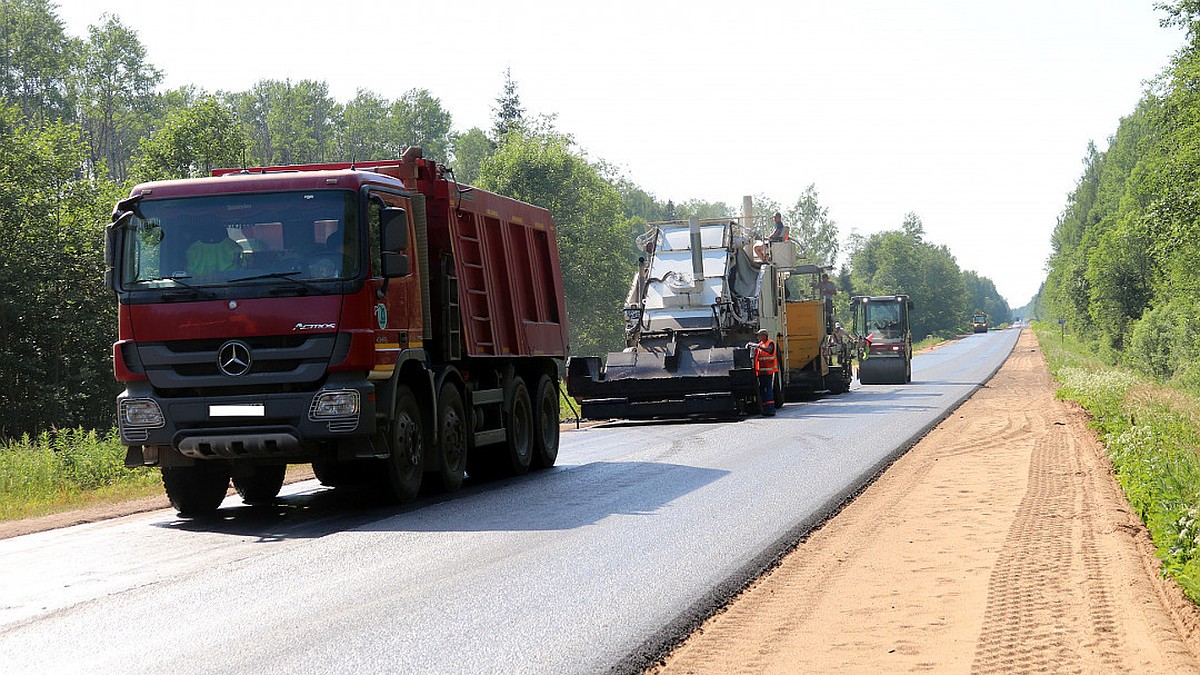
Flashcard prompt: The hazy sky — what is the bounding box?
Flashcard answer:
[56,1,1185,307]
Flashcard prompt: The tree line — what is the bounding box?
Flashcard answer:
[0,0,1008,438]
[1036,1,1200,389]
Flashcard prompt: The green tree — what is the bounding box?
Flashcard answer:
[449,127,494,184]
[157,85,204,113]
[475,131,635,355]
[391,88,453,162]
[1041,94,1166,354]
[234,79,337,165]
[1042,141,1107,338]
[336,88,393,161]
[614,179,669,223]
[1127,293,1200,387]
[785,184,839,267]
[0,104,121,436]
[491,67,525,140]
[1157,0,1200,40]
[72,13,162,180]
[0,0,76,122]
[130,95,248,181]
[674,199,735,221]
[901,212,925,241]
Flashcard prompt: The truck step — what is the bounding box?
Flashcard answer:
[472,388,503,406]
[473,429,506,447]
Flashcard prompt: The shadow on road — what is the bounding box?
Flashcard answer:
[157,460,728,539]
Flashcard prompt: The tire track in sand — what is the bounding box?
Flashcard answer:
[970,420,1124,672]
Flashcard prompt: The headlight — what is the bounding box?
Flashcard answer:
[310,390,359,419]
[120,399,164,428]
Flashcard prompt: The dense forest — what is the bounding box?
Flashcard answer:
[0,0,1009,438]
[1036,1,1200,391]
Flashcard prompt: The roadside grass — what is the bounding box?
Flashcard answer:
[0,428,161,522]
[1034,322,1200,602]
[914,335,944,351]
[559,386,584,423]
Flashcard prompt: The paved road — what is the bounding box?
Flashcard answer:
[0,329,1019,674]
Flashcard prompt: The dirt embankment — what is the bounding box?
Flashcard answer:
[654,330,1200,673]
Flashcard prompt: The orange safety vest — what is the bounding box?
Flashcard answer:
[753,339,778,375]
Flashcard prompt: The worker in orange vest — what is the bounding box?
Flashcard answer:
[749,328,779,416]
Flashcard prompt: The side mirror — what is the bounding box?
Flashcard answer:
[381,251,411,278]
[380,207,409,252]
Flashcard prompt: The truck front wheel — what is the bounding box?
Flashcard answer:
[233,464,286,505]
[382,385,424,503]
[161,462,230,517]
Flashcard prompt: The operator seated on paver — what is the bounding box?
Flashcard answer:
[768,212,788,242]
[754,213,789,261]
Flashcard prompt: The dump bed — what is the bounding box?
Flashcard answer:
[431,188,567,358]
[386,158,566,360]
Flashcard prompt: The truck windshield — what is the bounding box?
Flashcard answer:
[120,190,358,288]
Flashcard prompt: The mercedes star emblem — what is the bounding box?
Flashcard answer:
[217,340,252,377]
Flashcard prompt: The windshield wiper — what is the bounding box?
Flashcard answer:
[138,275,218,299]
[230,270,321,292]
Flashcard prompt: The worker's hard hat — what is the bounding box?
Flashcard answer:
[757,328,768,336]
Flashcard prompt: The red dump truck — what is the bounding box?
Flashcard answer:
[106,148,568,516]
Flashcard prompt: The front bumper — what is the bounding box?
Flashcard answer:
[117,373,376,465]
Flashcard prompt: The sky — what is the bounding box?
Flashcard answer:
[55,0,1187,308]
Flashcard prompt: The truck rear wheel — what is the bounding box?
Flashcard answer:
[233,464,286,505]
[161,462,230,517]
[531,375,559,469]
[503,377,534,475]
[382,385,424,502]
[435,382,468,492]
